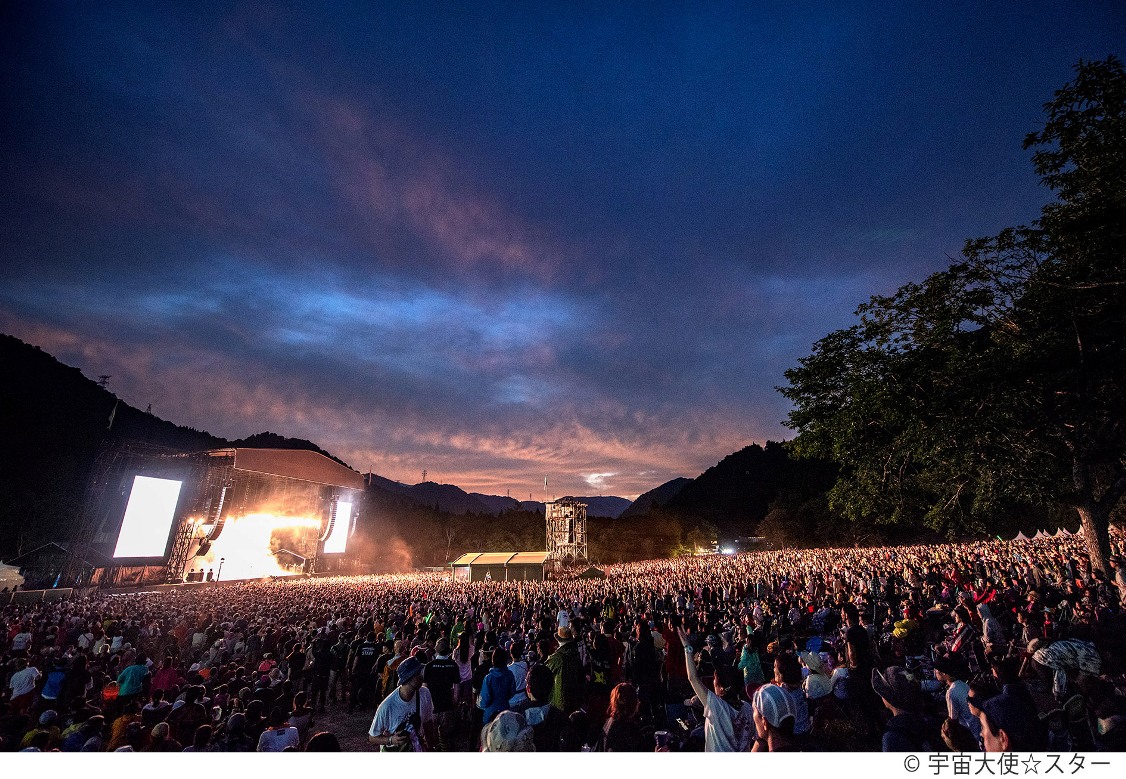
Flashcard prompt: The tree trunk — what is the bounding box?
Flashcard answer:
[1076,501,1113,576]
[1071,455,1123,576]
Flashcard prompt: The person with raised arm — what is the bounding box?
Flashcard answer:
[676,626,753,752]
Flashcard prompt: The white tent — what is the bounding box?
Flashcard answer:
[1033,530,1050,539]
[1054,528,1071,537]
[1013,531,1031,542]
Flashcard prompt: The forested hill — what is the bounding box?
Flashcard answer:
[621,477,693,517]
[662,442,838,536]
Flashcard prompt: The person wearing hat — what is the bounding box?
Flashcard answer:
[480,709,534,752]
[545,625,584,715]
[752,683,800,751]
[368,655,435,752]
[799,651,832,701]
[18,709,61,751]
[872,666,931,752]
[143,721,182,752]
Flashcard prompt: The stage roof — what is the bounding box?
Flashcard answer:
[212,448,365,490]
[450,551,548,566]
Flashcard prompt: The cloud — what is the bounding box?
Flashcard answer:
[302,92,573,285]
[583,472,617,491]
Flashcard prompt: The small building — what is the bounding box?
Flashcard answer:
[450,551,548,582]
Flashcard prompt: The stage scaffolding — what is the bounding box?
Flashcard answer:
[62,441,212,587]
[545,497,588,571]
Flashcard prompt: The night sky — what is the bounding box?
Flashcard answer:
[2,3,1122,499]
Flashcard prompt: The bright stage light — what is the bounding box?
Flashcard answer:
[113,475,183,558]
[323,500,351,554]
[196,513,320,580]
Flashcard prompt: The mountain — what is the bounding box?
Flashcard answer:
[621,477,693,517]
[363,473,411,494]
[228,431,349,467]
[402,482,494,515]
[518,496,631,519]
[664,441,837,535]
[471,493,522,514]
[581,496,632,518]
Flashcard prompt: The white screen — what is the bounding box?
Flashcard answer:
[323,500,351,554]
[112,475,183,558]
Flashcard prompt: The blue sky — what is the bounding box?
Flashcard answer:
[2,2,1122,498]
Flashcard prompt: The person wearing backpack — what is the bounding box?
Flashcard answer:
[368,657,434,752]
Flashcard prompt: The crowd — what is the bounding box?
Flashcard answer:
[3,529,1126,753]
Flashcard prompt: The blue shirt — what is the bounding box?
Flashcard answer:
[117,664,150,697]
[479,666,516,724]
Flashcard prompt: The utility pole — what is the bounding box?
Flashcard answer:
[96,375,111,389]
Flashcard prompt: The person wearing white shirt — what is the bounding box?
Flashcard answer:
[8,658,41,714]
[368,657,435,752]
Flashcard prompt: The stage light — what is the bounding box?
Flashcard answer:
[323,500,351,554]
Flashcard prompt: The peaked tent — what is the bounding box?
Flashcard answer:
[1033,530,1050,539]
[1013,531,1031,542]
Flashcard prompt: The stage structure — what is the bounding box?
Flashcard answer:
[62,443,364,587]
[545,497,587,571]
[450,551,548,582]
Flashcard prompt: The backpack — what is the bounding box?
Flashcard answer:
[383,656,404,698]
[383,692,423,752]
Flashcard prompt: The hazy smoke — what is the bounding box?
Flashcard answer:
[383,536,414,573]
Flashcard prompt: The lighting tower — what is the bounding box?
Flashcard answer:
[545,497,587,570]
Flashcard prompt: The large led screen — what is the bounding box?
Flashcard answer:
[323,500,351,554]
[112,475,183,558]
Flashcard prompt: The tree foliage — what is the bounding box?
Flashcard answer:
[781,58,1126,571]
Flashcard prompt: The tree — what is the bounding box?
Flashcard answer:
[781,58,1126,572]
